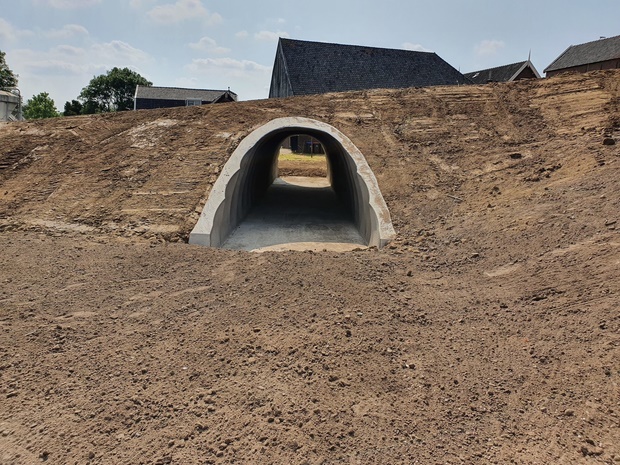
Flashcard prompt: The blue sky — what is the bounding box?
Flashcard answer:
[1,0,618,110]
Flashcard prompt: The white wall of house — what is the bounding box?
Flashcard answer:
[0,91,20,121]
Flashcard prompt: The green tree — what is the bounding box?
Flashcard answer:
[79,67,151,113]
[0,50,18,89]
[63,99,83,116]
[22,92,59,119]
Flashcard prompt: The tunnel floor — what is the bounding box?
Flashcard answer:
[221,176,366,252]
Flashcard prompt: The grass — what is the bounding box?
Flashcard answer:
[278,152,327,164]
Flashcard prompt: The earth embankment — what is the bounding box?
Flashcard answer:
[0,71,618,464]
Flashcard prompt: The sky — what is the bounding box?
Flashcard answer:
[1,0,619,111]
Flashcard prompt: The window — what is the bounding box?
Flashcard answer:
[186,99,202,106]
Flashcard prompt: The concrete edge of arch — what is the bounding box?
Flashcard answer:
[189,116,396,249]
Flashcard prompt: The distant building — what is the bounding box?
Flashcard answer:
[0,90,21,121]
[134,86,237,110]
[280,135,325,155]
[269,38,468,98]
[465,60,541,84]
[544,35,620,77]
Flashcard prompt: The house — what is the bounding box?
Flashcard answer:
[465,60,541,84]
[544,35,620,77]
[269,38,468,98]
[280,135,325,155]
[134,86,237,110]
[0,90,21,121]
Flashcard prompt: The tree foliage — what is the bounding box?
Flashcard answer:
[79,67,151,113]
[63,99,83,116]
[22,92,59,120]
[0,50,18,89]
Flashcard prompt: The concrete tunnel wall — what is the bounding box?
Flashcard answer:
[189,117,395,248]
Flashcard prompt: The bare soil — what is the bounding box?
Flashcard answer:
[0,71,619,464]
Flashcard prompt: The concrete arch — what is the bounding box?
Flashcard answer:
[189,117,395,248]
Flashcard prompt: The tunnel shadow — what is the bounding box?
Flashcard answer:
[189,117,395,250]
[221,175,365,251]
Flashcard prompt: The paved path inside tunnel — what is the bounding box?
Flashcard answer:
[221,176,366,252]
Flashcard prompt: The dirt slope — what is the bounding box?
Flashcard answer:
[0,71,619,464]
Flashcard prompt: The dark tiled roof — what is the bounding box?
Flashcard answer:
[464,61,537,84]
[277,38,468,96]
[135,86,237,102]
[545,35,620,72]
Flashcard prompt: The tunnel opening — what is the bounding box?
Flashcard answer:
[189,117,395,251]
[277,134,327,178]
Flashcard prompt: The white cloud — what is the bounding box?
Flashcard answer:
[183,57,271,99]
[402,42,432,53]
[0,17,16,41]
[52,44,86,57]
[147,0,222,25]
[46,24,89,39]
[34,0,102,8]
[2,19,87,42]
[11,47,96,77]
[235,30,249,39]
[188,36,230,54]
[0,17,33,42]
[129,0,156,8]
[208,12,223,25]
[10,39,154,109]
[13,40,151,77]
[186,57,270,78]
[174,76,200,88]
[23,58,93,75]
[475,39,505,56]
[254,30,289,42]
[91,40,152,64]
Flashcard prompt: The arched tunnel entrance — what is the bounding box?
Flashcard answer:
[189,117,395,251]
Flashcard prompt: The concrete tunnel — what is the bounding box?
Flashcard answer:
[189,117,395,249]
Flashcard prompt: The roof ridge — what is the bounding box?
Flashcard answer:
[566,33,620,48]
[280,37,434,54]
[145,85,235,93]
[465,61,527,75]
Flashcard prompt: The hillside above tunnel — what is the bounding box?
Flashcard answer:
[1,70,618,252]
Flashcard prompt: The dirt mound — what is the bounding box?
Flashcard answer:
[0,71,619,464]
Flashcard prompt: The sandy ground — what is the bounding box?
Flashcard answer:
[0,71,619,464]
